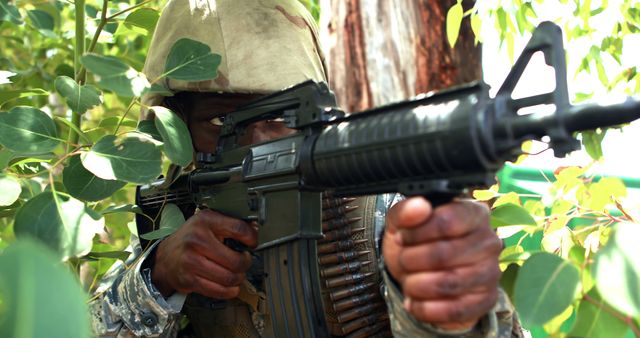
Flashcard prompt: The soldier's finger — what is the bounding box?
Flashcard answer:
[404,289,498,324]
[192,275,241,299]
[197,209,258,248]
[402,258,501,299]
[186,254,246,287]
[398,200,489,246]
[386,197,433,233]
[398,228,502,271]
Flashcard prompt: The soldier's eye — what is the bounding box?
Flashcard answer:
[210,115,226,126]
[266,117,285,123]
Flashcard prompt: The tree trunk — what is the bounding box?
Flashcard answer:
[319,0,481,111]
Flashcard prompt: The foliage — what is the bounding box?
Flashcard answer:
[457,2,640,336]
[0,1,212,336]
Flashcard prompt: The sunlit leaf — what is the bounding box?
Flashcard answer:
[123,8,159,35]
[0,88,49,106]
[140,203,185,240]
[0,106,59,155]
[0,174,20,206]
[81,134,162,184]
[490,203,537,228]
[472,188,497,201]
[541,226,573,257]
[62,156,126,202]
[54,76,102,114]
[470,13,482,44]
[543,305,573,335]
[592,222,640,317]
[162,38,221,81]
[514,252,580,327]
[151,106,193,166]
[493,191,521,208]
[0,240,90,338]
[569,289,628,338]
[81,54,150,97]
[0,70,16,84]
[446,2,463,48]
[13,192,104,260]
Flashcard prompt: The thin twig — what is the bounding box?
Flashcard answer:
[582,294,640,337]
[107,0,154,21]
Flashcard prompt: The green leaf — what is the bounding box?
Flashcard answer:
[54,76,102,114]
[490,203,537,228]
[137,120,163,141]
[592,222,640,317]
[446,2,463,48]
[543,305,573,335]
[0,70,16,84]
[100,204,142,215]
[0,173,20,206]
[148,83,174,96]
[62,156,126,202]
[140,203,184,240]
[569,290,628,338]
[582,129,606,160]
[81,54,150,97]
[514,252,580,327]
[81,134,162,184]
[54,116,92,144]
[0,147,13,169]
[0,240,90,338]
[0,0,22,24]
[85,250,131,261]
[500,263,520,299]
[162,38,222,81]
[151,106,193,166]
[13,192,104,260]
[27,9,54,31]
[98,116,138,129]
[0,88,49,106]
[123,8,159,35]
[0,106,59,155]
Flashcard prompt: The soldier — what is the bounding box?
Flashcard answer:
[90,1,523,337]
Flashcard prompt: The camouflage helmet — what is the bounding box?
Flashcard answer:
[142,0,328,112]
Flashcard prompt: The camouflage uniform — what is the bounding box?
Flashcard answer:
[90,195,522,337]
[90,1,524,337]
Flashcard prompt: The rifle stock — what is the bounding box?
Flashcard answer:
[137,22,640,338]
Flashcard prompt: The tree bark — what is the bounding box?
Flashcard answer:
[319,0,481,111]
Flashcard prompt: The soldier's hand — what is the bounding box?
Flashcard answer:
[383,197,502,330]
[151,209,258,299]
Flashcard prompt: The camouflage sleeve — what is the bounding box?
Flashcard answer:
[375,194,524,338]
[89,237,183,337]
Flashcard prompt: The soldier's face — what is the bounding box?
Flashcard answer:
[187,92,294,153]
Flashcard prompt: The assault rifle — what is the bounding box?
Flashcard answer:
[137,22,640,337]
